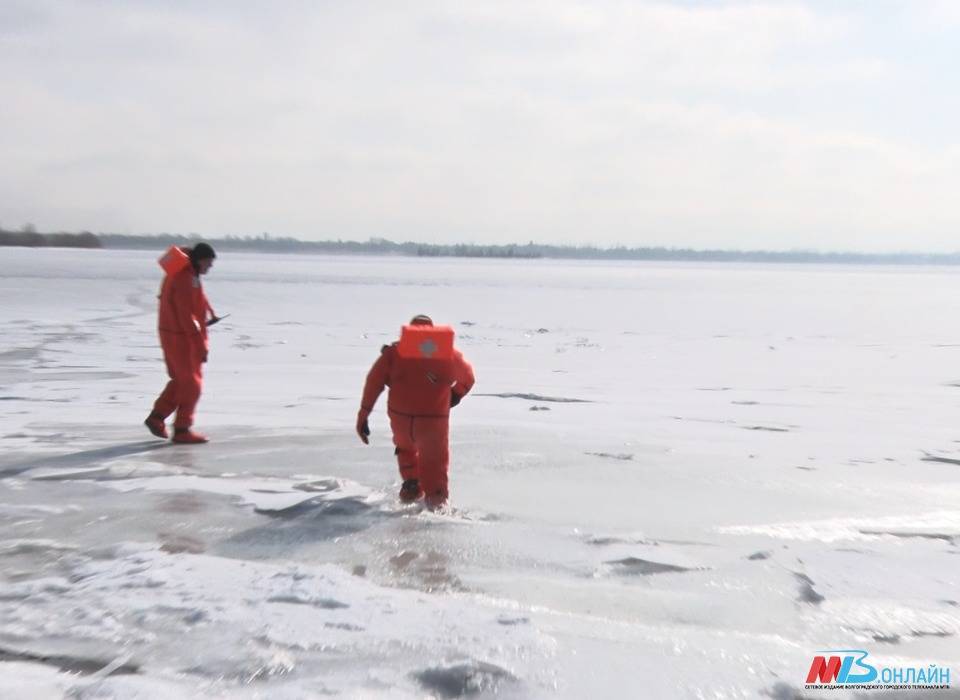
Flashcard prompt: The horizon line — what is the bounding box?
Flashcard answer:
[3,228,960,260]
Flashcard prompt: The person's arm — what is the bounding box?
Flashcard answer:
[171,273,204,353]
[204,293,217,324]
[449,351,475,407]
[357,348,392,443]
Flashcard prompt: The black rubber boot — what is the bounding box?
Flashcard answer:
[399,479,423,503]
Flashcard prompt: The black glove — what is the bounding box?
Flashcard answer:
[450,392,462,408]
[356,412,371,444]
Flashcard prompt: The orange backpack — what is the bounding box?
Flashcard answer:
[158,245,190,275]
[397,324,454,359]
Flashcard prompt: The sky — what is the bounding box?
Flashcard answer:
[2,0,959,251]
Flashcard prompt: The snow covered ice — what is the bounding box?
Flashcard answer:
[1,247,958,698]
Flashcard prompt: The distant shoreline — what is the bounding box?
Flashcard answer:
[3,229,960,265]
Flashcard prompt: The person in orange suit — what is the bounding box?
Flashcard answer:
[356,315,475,509]
[145,243,218,444]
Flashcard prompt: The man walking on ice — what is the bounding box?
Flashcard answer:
[145,242,218,444]
[356,315,475,509]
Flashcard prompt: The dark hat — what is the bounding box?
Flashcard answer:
[189,242,217,263]
[409,314,433,326]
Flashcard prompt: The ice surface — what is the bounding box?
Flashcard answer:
[1,248,958,697]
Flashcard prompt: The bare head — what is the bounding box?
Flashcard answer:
[409,314,433,326]
[189,243,216,275]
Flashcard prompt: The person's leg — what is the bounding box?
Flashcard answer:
[389,412,422,501]
[415,417,450,508]
[147,335,179,438]
[151,336,180,420]
[172,347,203,431]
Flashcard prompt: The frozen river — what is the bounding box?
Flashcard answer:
[0,248,957,698]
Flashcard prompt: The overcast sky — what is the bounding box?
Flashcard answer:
[2,1,959,251]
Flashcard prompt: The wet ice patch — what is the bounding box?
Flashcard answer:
[858,530,956,544]
[28,460,181,482]
[792,572,825,605]
[0,503,81,517]
[475,392,592,403]
[93,474,378,512]
[266,594,348,610]
[3,441,170,478]
[497,616,529,626]
[0,539,78,558]
[157,534,206,554]
[582,532,653,547]
[584,452,633,461]
[602,557,700,576]
[820,599,960,645]
[412,659,519,698]
[389,549,468,593]
[0,646,138,676]
[0,539,88,586]
[216,497,391,557]
[717,511,960,543]
[921,453,960,467]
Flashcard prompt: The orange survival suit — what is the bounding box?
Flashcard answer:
[151,264,214,430]
[358,339,475,507]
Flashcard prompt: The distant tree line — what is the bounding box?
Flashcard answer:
[91,233,960,264]
[96,233,545,258]
[6,228,960,265]
[0,226,101,249]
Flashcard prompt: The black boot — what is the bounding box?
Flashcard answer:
[144,412,167,439]
[399,479,423,503]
